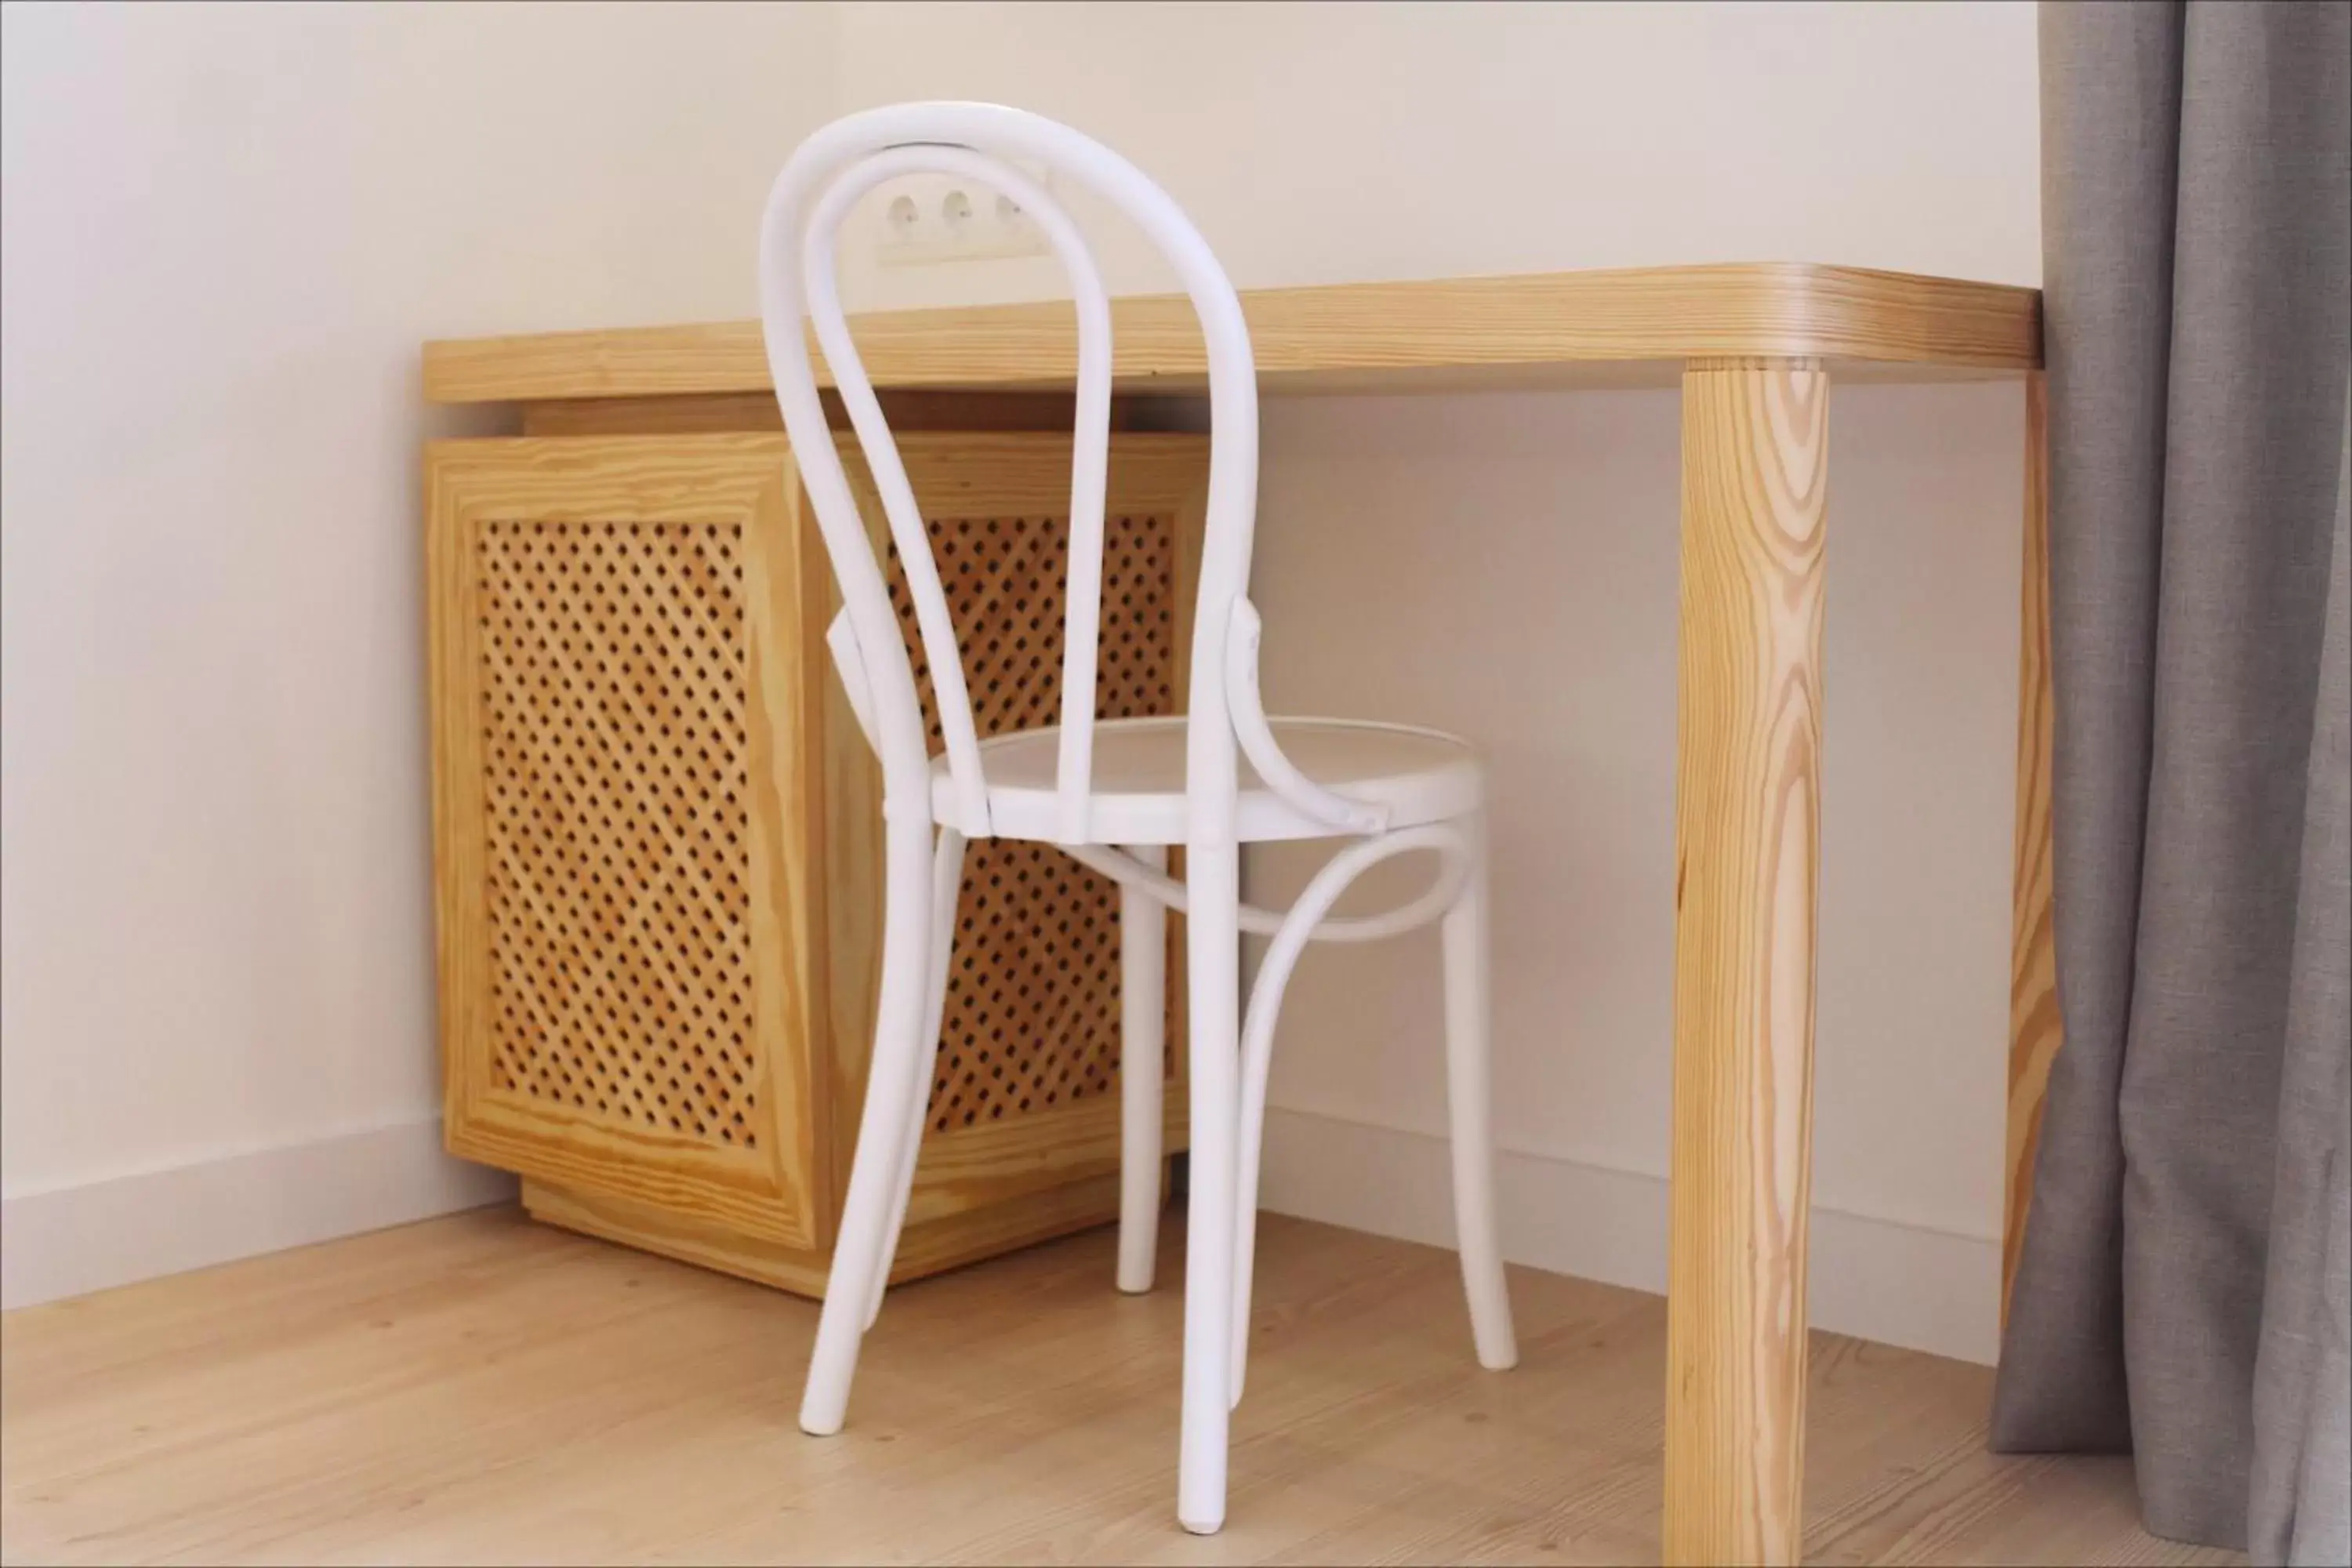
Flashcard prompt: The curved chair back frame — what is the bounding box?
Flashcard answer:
[759,101,1374,854]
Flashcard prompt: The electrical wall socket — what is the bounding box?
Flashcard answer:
[871,163,1053,267]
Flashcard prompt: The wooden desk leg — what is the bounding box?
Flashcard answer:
[1663,358,1828,1566]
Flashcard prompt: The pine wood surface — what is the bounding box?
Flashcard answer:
[424,263,2042,405]
[0,1209,2234,1567]
[1664,360,1831,1566]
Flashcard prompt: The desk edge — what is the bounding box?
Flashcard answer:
[423,262,2042,405]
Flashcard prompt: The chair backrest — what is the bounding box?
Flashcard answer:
[760,103,1376,849]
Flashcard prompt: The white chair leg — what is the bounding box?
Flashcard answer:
[1443,823,1517,1371]
[1228,823,1471,1406]
[1177,842,1241,1536]
[800,815,938,1436]
[1228,927,1291,1409]
[1116,844,1168,1294]
[865,828,967,1330]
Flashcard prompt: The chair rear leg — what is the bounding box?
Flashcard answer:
[1117,844,1168,1294]
[1442,825,1518,1370]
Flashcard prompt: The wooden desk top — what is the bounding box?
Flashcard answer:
[423,262,2040,405]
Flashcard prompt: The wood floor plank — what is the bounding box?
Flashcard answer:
[0,1207,2235,1566]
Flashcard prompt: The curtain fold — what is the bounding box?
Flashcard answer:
[2248,413,2350,1567]
[1994,2,2351,1559]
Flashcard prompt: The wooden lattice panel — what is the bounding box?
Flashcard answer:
[474,518,762,1150]
[884,515,1178,1133]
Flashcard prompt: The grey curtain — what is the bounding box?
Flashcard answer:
[1992,3,2352,1561]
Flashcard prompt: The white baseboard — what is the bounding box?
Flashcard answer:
[1257,1106,1999,1364]
[0,1117,516,1310]
[0,1105,1995,1361]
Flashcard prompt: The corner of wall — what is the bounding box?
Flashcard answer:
[0,1120,514,1311]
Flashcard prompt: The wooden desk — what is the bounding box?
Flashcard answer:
[426,261,2053,1566]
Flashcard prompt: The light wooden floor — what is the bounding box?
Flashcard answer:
[1,1207,2235,1566]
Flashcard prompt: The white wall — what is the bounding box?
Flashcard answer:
[830,0,2038,1361]
[0,0,837,1307]
[827,1,2037,305]
[3,1,2040,1356]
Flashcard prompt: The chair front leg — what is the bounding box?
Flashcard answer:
[866,827,968,1330]
[800,814,939,1437]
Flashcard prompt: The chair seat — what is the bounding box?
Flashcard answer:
[937,714,1486,845]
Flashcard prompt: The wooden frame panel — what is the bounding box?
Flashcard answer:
[426,435,828,1250]
[428,426,1212,1293]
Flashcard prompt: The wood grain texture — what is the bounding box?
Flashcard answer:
[1664,360,1829,1567]
[2003,373,2059,1323]
[428,431,1212,1297]
[426,436,828,1251]
[520,1171,1137,1296]
[0,1210,2239,1567]
[424,263,2042,405]
[518,390,1125,439]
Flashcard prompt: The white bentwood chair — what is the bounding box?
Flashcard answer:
[758,101,1516,1537]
